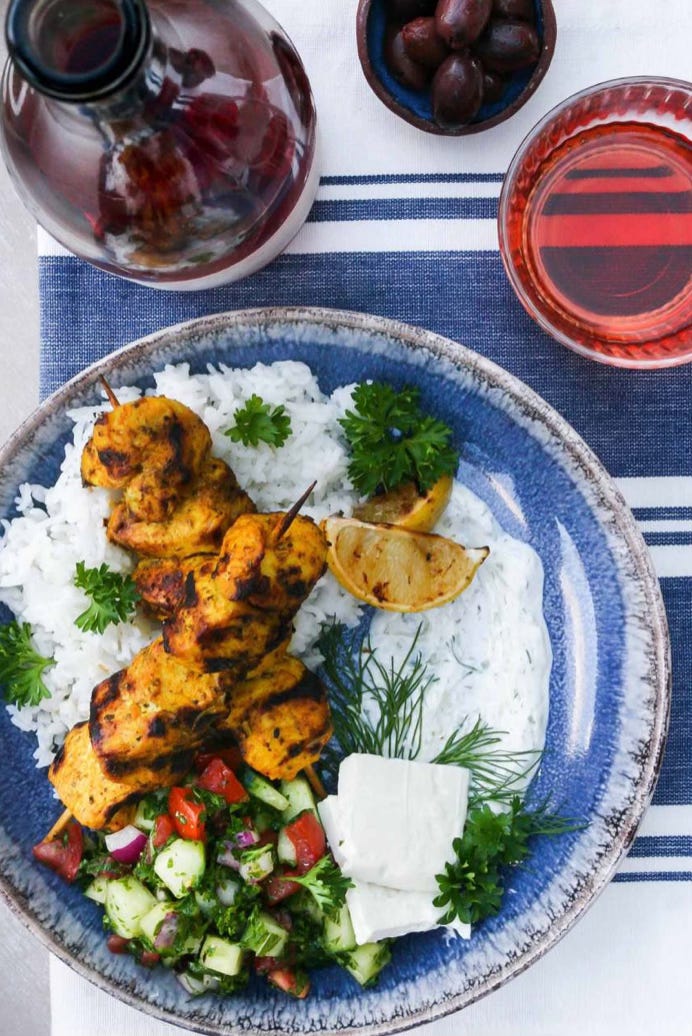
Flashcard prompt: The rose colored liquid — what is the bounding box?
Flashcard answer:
[505,117,692,363]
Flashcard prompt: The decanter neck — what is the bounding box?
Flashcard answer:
[5,0,151,103]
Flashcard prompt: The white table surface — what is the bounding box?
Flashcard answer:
[0,27,47,1035]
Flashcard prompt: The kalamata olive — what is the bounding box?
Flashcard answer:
[401,17,449,69]
[386,0,436,22]
[435,0,492,48]
[492,0,535,20]
[384,26,431,90]
[432,53,484,128]
[482,69,506,103]
[474,19,540,72]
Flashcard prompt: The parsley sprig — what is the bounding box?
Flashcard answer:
[290,857,353,918]
[0,620,54,707]
[225,394,292,448]
[339,382,459,497]
[74,562,140,634]
[434,798,582,925]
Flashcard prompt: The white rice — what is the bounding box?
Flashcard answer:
[0,361,550,770]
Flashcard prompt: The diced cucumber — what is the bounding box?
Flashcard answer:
[242,768,289,812]
[200,935,245,977]
[277,827,297,866]
[323,903,357,955]
[241,909,289,958]
[84,875,109,905]
[344,942,392,987]
[139,902,202,957]
[105,877,157,939]
[291,889,323,924]
[154,838,206,899]
[239,844,274,883]
[194,888,217,916]
[280,777,317,821]
[133,799,155,832]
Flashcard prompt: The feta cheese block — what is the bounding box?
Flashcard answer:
[346,879,471,944]
[333,754,470,892]
[317,795,349,870]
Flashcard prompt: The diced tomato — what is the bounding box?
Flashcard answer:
[271,908,293,932]
[32,820,84,883]
[264,868,301,905]
[194,746,244,773]
[267,967,310,999]
[139,950,161,968]
[284,811,326,875]
[197,758,248,805]
[168,786,206,841]
[152,813,176,850]
[106,934,129,954]
[256,828,278,849]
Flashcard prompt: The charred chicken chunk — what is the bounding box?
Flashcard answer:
[162,513,327,671]
[222,652,332,781]
[89,638,233,781]
[48,722,188,830]
[81,396,212,522]
[107,456,255,558]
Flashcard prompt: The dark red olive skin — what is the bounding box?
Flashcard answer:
[435,0,492,49]
[474,19,540,72]
[386,0,436,22]
[384,26,431,90]
[401,17,449,69]
[432,53,484,128]
[482,69,506,103]
[492,0,535,21]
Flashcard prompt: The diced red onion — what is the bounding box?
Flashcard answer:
[176,971,219,995]
[234,827,260,849]
[216,841,241,870]
[153,911,179,952]
[104,825,148,864]
[216,878,239,906]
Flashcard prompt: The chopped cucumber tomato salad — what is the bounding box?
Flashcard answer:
[33,754,390,999]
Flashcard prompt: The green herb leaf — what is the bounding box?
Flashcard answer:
[73,562,140,634]
[224,394,292,448]
[291,857,353,918]
[0,621,53,707]
[434,797,582,926]
[338,382,459,496]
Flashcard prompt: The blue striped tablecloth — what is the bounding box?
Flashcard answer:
[44,1,692,1033]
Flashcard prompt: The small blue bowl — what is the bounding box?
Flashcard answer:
[356,0,557,135]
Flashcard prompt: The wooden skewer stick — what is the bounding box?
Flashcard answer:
[44,807,73,843]
[304,764,327,801]
[99,375,121,409]
[272,481,317,544]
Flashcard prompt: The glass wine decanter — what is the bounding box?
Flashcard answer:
[1,0,318,289]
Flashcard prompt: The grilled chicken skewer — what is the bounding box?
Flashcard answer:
[48,386,330,831]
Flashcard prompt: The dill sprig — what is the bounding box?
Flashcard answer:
[317,621,432,773]
[433,721,539,806]
[317,620,537,801]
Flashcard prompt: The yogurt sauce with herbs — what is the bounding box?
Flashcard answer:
[367,482,552,764]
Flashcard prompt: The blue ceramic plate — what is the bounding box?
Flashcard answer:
[0,308,670,1034]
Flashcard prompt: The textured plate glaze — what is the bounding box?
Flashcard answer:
[0,308,670,1034]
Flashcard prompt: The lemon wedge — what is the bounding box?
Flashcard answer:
[322,516,489,613]
[352,475,453,533]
